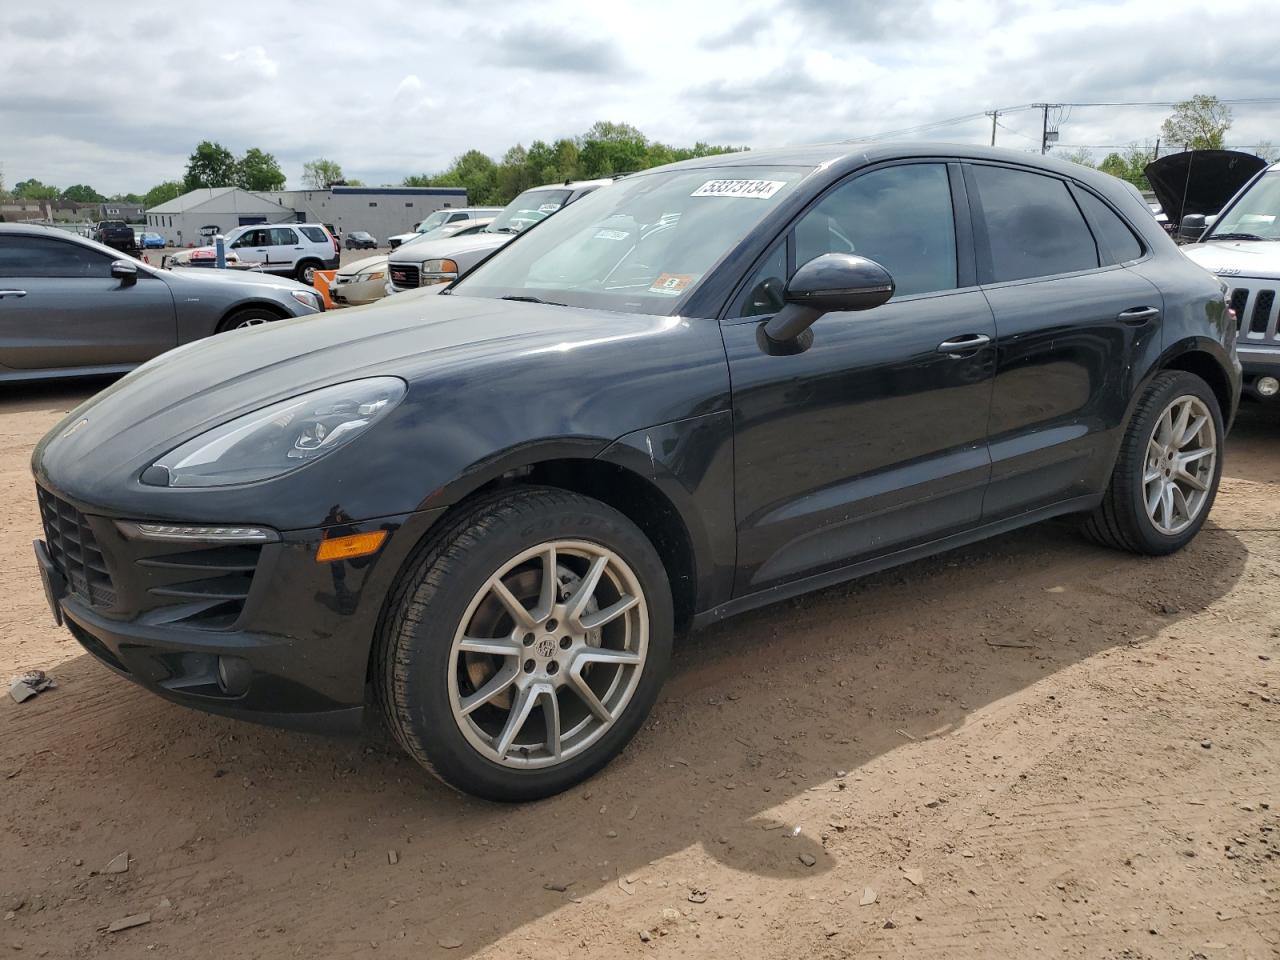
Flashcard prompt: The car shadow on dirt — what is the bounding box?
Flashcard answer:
[3,508,1252,955]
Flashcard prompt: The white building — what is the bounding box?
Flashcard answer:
[259,186,467,244]
[144,187,295,247]
[146,185,469,248]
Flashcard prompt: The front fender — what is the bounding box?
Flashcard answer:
[596,412,737,614]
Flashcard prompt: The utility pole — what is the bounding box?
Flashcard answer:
[1032,103,1062,154]
[986,110,999,146]
[1153,138,1161,160]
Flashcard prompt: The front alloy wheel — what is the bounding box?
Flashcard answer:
[377,487,672,801]
[449,541,647,768]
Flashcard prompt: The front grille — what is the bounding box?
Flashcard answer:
[37,487,116,608]
[1227,282,1280,340]
[389,263,420,288]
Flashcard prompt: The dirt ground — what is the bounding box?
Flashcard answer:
[1,380,1277,959]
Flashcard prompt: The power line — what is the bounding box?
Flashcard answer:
[842,98,1280,145]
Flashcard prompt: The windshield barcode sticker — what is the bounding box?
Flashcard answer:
[691,179,786,199]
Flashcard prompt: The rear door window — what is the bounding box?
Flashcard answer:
[970,165,1099,282]
[268,227,299,246]
[1074,189,1143,264]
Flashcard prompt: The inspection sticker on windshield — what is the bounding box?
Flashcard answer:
[649,273,697,295]
[538,202,562,213]
[691,179,787,199]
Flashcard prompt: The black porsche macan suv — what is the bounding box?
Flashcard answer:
[33,144,1240,801]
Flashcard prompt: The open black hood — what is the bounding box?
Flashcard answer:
[1144,150,1266,225]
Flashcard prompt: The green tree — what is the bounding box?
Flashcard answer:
[1054,147,1095,168]
[1160,95,1232,152]
[301,158,344,190]
[401,123,745,205]
[406,149,500,204]
[183,141,237,190]
[1254,141,1279,163]
[235,147,286,191]
[13,178,59,200]
[578,120,650,177]
[109,192,144,204]
[1098,144,1155,191]
[61,184,105,203]
[143,180,184,208]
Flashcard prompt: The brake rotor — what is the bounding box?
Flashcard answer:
[462,561,601,711]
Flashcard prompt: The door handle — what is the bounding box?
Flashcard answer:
[936,333,991,356]
[0,289,28,299]
[1118,306,1160,324]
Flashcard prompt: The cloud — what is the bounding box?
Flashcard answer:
[219,46,278,79]
[491,24,629,76]
[1,0,1278,195]
[697,10,774,49]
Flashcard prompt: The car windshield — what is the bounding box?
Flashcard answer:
[417,211,450,233]
[452,166,808,315]
[483,189,574,234]
[1207,171,1280,240]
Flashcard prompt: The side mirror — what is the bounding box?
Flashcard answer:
[1178,213,1208,243]
[763,253,895,343]
[111,260,138,286]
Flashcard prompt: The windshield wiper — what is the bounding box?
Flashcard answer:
[1209,232,1269,241]
[491,227,520,234]
[500,295,566,306]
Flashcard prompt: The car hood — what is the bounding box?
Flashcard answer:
[163,267,314,291]
[1184,239,1280,280]
[336,254,388,278]
[1144,150,1267,225]
[33,294,726,526]
[387,232,510,265]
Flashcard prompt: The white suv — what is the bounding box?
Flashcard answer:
[224,223,340,283]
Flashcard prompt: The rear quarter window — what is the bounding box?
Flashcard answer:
[300,226,329,243]
[1074,190,1144,264]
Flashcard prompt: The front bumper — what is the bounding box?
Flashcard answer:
[1237,343,1280,378]
[35,480,444,734]
[329,276,388,306]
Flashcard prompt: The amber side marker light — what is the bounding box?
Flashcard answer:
[316,530,388,563]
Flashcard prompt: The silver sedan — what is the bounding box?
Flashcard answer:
[0,224,324,382]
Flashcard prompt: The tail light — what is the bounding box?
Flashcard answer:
[331,232,340,257]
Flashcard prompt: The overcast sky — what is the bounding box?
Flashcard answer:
[3,0,1279,195]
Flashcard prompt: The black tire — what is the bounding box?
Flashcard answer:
[1082,370,1224,555]
[375,486,673,802]
[216,307,282,333]
[295,259,321,284]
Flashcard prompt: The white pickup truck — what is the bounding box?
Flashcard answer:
[1182,161,1280,400]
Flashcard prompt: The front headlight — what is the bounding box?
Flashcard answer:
[291,289,321,309]
[421,259,459,284]
[144,378,406,487]
[356,270,386,282]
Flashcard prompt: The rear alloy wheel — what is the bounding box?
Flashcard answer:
[1083,370,1224,554]
[295,260,320,284]
[377,487,672,801]
[1142,395,1217,536]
